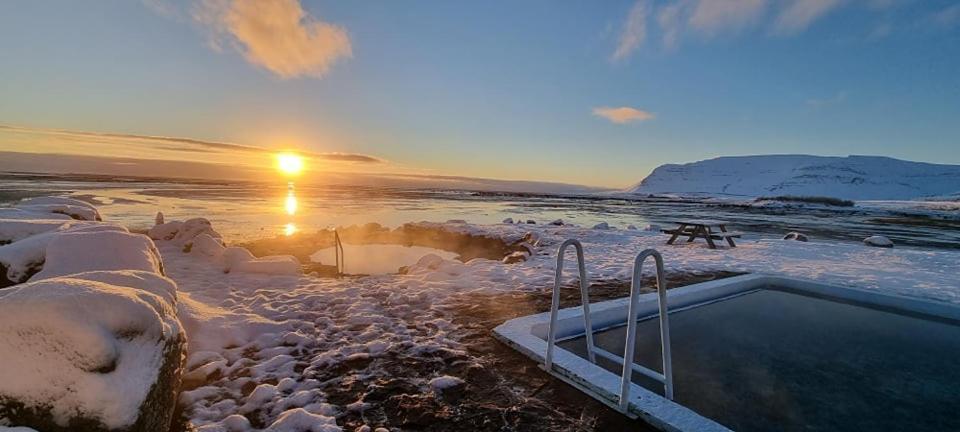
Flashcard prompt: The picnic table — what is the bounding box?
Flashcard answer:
[662,219,742,249]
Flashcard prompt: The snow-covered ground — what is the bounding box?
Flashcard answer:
[3,197,960,431]
[170,219,959,431]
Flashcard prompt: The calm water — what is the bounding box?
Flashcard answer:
[1,173,958,248]
[559,289,960,432]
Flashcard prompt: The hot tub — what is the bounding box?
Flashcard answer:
[494,272,960,432]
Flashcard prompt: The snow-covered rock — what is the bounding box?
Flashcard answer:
[0,223,130,286]
[0,208,72,221]
[17,196,102,221]
[864,235,894,248]
[428,375,465,392]
[630,155,960,200]
[217,246,301,275]
[502,251,529,264]
[0,219,74,243]
[643,224,661,232]
[592,222,611,230]
[147,221,183,241]
[548,219,564,226]
[190,233,225,260]
[783,232,809,242]
[172,218,221,246]
[0,274,185,432]
[30,231,162,281]
[626,224,638,230]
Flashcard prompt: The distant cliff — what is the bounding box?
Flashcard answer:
[630,155,960,200]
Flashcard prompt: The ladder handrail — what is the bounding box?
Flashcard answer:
[545,239,597,369]
[619,249,674,410]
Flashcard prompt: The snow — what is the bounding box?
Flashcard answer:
[0,223,129,283]
[630,155,960,200]
[4,197,960,431]
[30,230,162,280]
[864,235,894,248]
[0,273,181,430]
[16,196,102,221]
[428,376,465,392]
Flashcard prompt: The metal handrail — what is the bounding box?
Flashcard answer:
[545,239,597,369]
[334,230,345,278]
[619,249,674,410]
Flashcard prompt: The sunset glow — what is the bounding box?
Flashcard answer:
[276,153,304,176]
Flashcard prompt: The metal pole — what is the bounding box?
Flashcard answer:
[545,239,596,370]
[619,249,674,412]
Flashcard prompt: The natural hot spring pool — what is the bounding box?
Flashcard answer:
[310,243,458,275]
[495,274,960,432]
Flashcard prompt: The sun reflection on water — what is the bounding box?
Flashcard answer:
[285,191,297,215]
[283,182,298,236]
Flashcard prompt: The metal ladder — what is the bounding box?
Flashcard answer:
[544,240,675,413]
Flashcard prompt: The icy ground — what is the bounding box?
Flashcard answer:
[170,220,960,431]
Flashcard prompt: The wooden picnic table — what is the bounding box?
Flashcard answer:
[662,219,742,249]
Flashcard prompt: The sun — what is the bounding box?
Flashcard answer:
[276,153,304,176]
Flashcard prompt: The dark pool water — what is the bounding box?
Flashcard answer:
[559,289,960,432]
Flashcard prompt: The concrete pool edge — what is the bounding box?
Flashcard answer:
[493,273,960,432]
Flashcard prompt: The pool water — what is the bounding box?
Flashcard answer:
[310,243,459,275]
[558,289,960,432]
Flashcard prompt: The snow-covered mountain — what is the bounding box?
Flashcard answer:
[630,155,960,200]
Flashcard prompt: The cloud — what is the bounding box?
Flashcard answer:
[806,90,848,107]
[656,3,686,50]
[617,0,902,51]
[592,106,655,124]
[772,0,845,35]
[0,124,383,164]
[612,1,651,61]
[932,4,960,28]
[688,0,768,35]
[192,0,351,78]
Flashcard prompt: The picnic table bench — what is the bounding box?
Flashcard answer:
[662,219,742,249]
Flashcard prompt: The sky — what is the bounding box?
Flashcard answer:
[1,0,959,189]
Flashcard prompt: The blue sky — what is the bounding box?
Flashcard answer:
[1,0,958,188]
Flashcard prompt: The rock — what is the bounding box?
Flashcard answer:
[548,219,564,226]
[501,218,514,224]
[864,235,894,248]
[147,221,182,241]
[0,274,185,432]
[502,251,529,264]
[17,197,102,222]
[521,232,541,247]
[154,212,164,226]
[626,224,638,230]
[783,232,809,242]
[190,233,226,260]
[592,222,610,230]
[643,224,661,232]
[30,231,163,281]
[445,219,467,224]
[172,218,220,246]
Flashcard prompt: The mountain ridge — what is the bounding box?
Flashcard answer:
[629,155,960,200]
